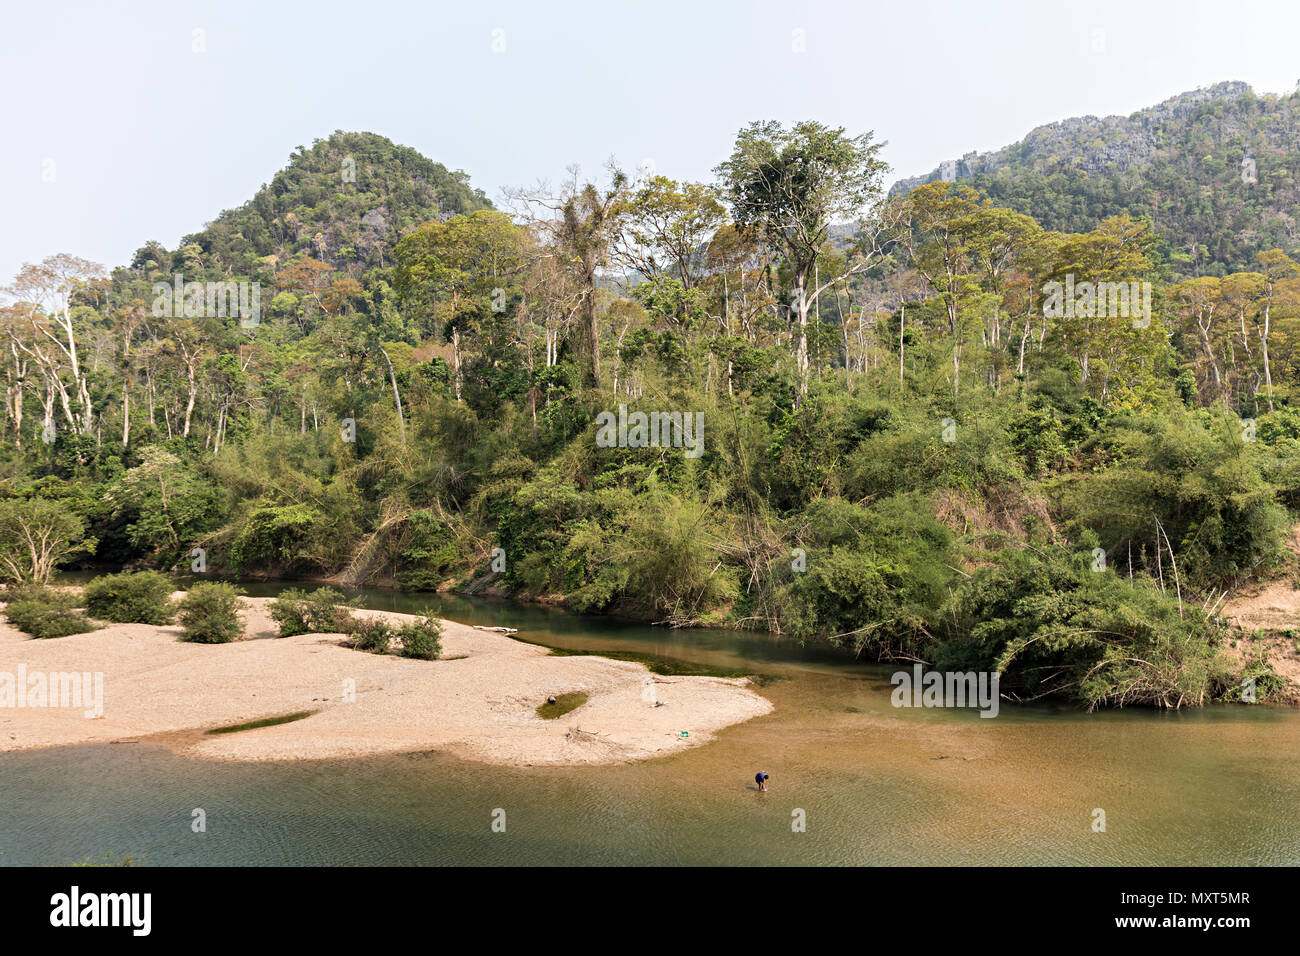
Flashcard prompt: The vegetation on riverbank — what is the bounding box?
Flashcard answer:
[4,95,1300,708]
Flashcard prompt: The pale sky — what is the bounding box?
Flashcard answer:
[3,0,1298,282]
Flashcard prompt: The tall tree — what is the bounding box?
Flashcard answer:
[507,169,628,389]
[1254,249,1300,412]
[613,176,727,290]
[4,254,105,436]
[716,121,888,392]
[394,209,529,402]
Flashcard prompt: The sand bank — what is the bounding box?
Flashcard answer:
[0,597,772,765]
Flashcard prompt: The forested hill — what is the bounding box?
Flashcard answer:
[5,108,1300,711]
[891,81,1300,276]
[129,131,492,277]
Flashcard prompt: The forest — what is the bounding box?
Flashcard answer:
[3,103,1300,710]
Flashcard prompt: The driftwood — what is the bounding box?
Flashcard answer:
[473,625,518,634]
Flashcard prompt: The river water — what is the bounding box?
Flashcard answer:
[2,589,1297,865]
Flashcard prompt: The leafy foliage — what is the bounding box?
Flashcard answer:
[396,616,442,660]
[4,586,95,639]
[83,571,174,625]
[267,587,350,637]
[177,583,244,644]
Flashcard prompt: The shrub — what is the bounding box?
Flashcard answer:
[4,587,95,639]
[397,615,443,660]
[83,571,174,625]
[4,582,71,604]
[177,582,244,644]
[396,511,460,589]
[268,587,351,637]
[937,542,1229,709]
[348,616,393,653]
[1061,411,1288,591]
[267,587,310,636]
[785,495,953,656]
[229,503,328,574]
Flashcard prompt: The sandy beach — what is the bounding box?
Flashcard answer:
[0,597,772,765]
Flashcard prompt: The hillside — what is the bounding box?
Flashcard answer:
[129,131,492,278]
[891,81,1300,276]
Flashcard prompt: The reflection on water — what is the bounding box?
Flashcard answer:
[4,584,1298,865]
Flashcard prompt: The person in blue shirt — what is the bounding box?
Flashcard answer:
[754,770,769,791]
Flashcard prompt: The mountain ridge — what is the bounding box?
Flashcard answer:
[888,80,1300,274]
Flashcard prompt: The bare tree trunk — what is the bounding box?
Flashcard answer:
[377,343,406,446]
[1261,296,1275,412]
[794,270,810,392]
[1018,315,1032,375]
[182,360,198,437]
[451,325,462,401]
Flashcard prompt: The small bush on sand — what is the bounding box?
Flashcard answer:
[347,616,393,653]
[177,583,244,644]
[268,587,351,637]
[397,616,443,660]
[83,571,174,625]
[4,586,95,639]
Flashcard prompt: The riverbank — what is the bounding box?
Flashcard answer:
[0,597,772,765]
[145,568,1300,706]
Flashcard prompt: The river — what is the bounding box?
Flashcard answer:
[2,588,1297,865]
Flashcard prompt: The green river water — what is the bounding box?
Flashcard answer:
[1,587,1297,866]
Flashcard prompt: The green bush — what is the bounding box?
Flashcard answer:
[4,587,95,639]
[228,503,327,573]
[83,571,175,625]
[395,511,460,589]
[348,616,393,653]
[5,582,71,604]
[1060,411,1288,591]
[937,541,1229,710]
[177,582,244,644]
[785,495,953,656]
[397,616,443,660]
[267,587,351,636]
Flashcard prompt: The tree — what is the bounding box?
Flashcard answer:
[613,176,727,290]
[1049,215,1156,403]
[3,254,106,436]
[1171,277,1227,406]
[0,498,94,584]
[1254,249,1300,412]
[275,258,336,329]
[107,447,223,563]
[896,184,982,394]
[507,169,629,389]
[716,121,888,392]
[394,210,529,401]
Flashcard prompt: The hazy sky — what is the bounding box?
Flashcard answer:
[3,0,1298,281]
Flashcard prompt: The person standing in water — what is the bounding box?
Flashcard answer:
[755,770,769,792]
